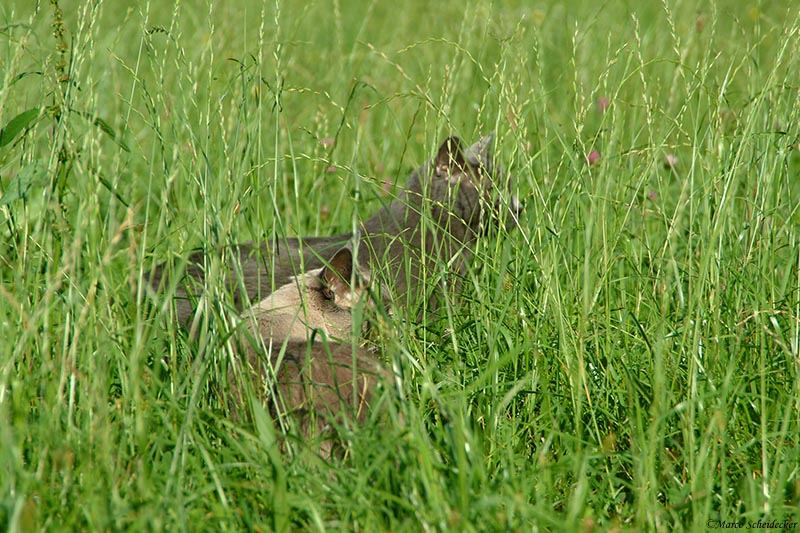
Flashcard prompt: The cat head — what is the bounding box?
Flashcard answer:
[411,133,521,237]
[242,243,375,345]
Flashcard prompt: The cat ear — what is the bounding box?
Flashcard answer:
[320,246,363,301]
[464,132,495,174]
[319,242,369,302]
[434,136,467,177]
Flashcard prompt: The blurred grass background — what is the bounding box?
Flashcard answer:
[1,0,799,529]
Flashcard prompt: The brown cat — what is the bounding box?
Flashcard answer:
[237,244,371,345]
[227,134,519,453]
[148,235,350,327]
[229,244,381,453]
[229,339,389,457]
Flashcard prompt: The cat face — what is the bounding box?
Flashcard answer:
[420,133,521,237]
[463,133,522,230]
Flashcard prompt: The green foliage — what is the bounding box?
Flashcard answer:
[0,107,39,148]
[1,0,799,530]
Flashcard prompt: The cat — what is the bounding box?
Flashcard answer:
[227,133,520,454]
[147,133,519,327]
[236,244,371,345]
[228,338,389,458]
[355,134,521,307]
[148,235,349,327]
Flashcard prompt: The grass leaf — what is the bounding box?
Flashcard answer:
[0,163,46,205]
[69,109,130,152]
[92,115,130,152]
[0,108,40,148]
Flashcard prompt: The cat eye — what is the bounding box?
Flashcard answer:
[321,286,335,301]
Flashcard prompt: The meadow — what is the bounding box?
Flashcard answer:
[1,0,799,530]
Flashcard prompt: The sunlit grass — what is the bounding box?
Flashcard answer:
[1,0,799,529]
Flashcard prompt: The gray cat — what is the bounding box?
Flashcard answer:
[148,133,519,327]
[355,134,520,307]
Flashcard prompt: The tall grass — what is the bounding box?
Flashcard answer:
[1,0,799,529]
